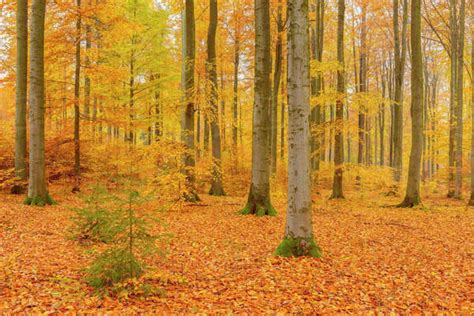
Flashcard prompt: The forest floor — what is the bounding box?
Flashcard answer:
[0,186,473,314]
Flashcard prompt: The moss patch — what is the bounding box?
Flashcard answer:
[274,236,322,258]
[239,200,277,217]
[24,193,56,206]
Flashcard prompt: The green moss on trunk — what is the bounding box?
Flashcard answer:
[239,200,276,217]
[24,193,56,206]
[274,236,322,258]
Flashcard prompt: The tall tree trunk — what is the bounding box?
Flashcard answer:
[181,0,200,201]
[393,0,408,182]
[469,36,474,205]
[275,0,321,257]
[240,0,276,216]
[447,0,458,197]
[232,44,240,162]
[454,0,465,198]
[207,0,225,196]
[14,0,28,186]
[280,75,286,160]
[330,0,345,199]
[26,0,53,205]
[73,0,81,193]
[399,0,422,207]
[271,0,283,175]
[310,0,324,181]
[358,4,367,165]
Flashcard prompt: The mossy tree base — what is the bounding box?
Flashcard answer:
[397,195,421,208]
[24,193,56,206]
[183,191,201,203]
[274,236,322,258]
[239,199,276,217]
[239,184,276,216]
[468,197,474,206]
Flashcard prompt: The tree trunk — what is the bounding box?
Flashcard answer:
[275,0,321,257]
[310,0,324,181]
[25,0,53,205]
[14,0,28,186]
[181,0,200,201]
[393,0,408,182]
[399,0,422,207]
[271,0,283,176]
[207,0,225,196]
[358,4,367,166]
[454,0,465,198]
[447,0,458,197]
[330,0,345,199]
[240,0,275,216]
[469,37,474,205]
[232,35,240,162]
[73,0,81,193]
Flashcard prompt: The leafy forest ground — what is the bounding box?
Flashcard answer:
[0,183,472,314]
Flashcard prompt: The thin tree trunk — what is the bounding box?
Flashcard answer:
[310,0,324,181]
[399,0,422,207]
[26,0,53,205]
[330,0,345,199]
[271,0,283,175]
[454,0,465,198]
[469,36,474,205]
[14,0,28,187]
[240,0,275,216]
[181,0,200,201]
[232,28,240,163]
[393,0,408,182]
[358,4,367,165]
[207,0,225,196]
[275,0,321,257]
[73,0,81,193]
[448,0,458,197]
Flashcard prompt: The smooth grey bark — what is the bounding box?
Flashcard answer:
[330,0,345,199]
[399,0,422,207]
[240,0,275,216]
[207,0,225,196]
[25,0,53,205]
[181,0,200,201]
[73,0,81,193]
[275,0,321,257]
[392,0,408,182]
[271,0,283,175]
[14,0,28,186]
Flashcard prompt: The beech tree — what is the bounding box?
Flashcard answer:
[240,0,275,216]
[207,0,225,196]
[73,0,82,193]
[25,0,54,205]
[14,0,28,190]
[330,0,345,199]
[181,0,200,201]
[399,0,423,207]
[469,38,474,206]
[392,0,408,182]
[275,0,321,257]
